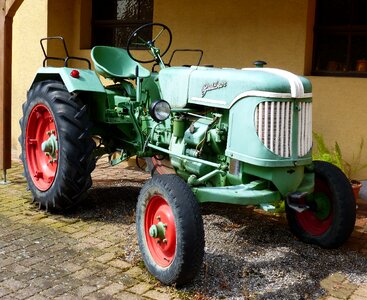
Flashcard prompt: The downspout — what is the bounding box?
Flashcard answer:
[0,0,24,183]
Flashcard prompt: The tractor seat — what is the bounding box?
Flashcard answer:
[91,46,150,80]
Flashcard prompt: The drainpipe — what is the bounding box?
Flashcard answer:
[0,0,24,183]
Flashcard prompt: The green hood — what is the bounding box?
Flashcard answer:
[158,66,312,109]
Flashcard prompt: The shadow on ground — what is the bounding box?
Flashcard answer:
[59,179,367,300]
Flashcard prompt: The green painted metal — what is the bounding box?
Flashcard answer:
[173,118,185,138]
[149,222,167,239]
[33,67,106,93]
[226,96,312,168]
[91,46,150,80]
[313,193,331,220]
[192,180,282,205]
[41,133,57,160]
[158,66,312,109]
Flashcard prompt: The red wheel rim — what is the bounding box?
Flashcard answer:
[145,195,176,267]
[296,178,333,236]
[25,104,58,191]
[151,157,175,175]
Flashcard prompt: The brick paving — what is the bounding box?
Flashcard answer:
[2,158,367,299]
[0,159,181,300]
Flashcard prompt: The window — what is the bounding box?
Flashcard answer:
[92,0,153,48]
[312,0,367,76]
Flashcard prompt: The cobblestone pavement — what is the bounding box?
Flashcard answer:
[2,159,367,299]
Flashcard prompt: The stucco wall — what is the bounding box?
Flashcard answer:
[12,0,48,156]
[311,77,367,179]
[154,0,309,73]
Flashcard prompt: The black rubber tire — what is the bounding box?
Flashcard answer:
[136,174,205,286]
[286,160,356,248]
[19,80,95,211]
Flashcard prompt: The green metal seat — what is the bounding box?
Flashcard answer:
[91,46,150,80]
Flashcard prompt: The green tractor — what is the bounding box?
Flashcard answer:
[19,23,356,285]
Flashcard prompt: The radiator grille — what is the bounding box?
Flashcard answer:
[255,101,312,158]
[297,102,313,157]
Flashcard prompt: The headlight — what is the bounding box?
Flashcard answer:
[149,100,171,122]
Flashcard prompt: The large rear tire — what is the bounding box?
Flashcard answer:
[136,174,204,285]
[19,80,95,211]
[286,161,356,248]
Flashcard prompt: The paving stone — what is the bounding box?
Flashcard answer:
[108,259,132,270]
[113,291,145,300]
[74,285,100,298]
[14,286,43,300]
[0,278,27,291]
[54,293,79,300]
[127,282,153,295]
[124,266,144,278]
[96,252,116,263]
[143,289,172,300]
[354,284,367,294]
[27,294,49,300]
[62,262,83,273]
[98,282,126,296]
[71,268,98,280]
[349,294,367,300]
[103,266,123,278]
[0,286,11,297]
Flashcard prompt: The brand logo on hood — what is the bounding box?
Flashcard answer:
[201,81,227,97]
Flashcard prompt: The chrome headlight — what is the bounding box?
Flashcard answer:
[149,100,171,122]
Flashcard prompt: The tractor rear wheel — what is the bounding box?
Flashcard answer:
[19,80,95,211]
[136,174,204,285]
[286,161,356,248]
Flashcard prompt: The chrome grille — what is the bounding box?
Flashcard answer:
[297,102,312,157]
[255,101,312,158]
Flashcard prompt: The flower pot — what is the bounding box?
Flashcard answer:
[351,180,362,200]
[356,59,367,72]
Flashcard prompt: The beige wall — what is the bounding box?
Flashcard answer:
[12,0,48,157]
[11,0,367,178]
[311,77,367,179]
[154,0,309,73]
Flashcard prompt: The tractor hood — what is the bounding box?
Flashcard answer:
[158,66,312,109]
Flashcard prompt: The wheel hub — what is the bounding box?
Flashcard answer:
[149,220,167,241]
[41,132,58,160]
[314,193,331,220]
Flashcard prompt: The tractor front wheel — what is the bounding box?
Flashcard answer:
[19,80,95,211]
[136,174,204,285]
[286,160,356,248]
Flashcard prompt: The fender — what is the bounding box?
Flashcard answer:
[31,67,106,93]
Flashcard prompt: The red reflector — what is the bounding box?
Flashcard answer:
[70,70,80,78]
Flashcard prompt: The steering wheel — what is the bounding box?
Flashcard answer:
[127,23,172,63]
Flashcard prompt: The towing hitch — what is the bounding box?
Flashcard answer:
[287,192,309,213]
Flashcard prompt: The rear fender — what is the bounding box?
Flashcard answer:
[31,67,105,93]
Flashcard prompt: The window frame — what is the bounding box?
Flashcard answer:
[312,0,367,77]
[91,0,153,49]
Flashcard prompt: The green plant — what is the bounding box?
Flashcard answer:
[343,138,367,180]
[312,132,345,173]
[313,132,367,180]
